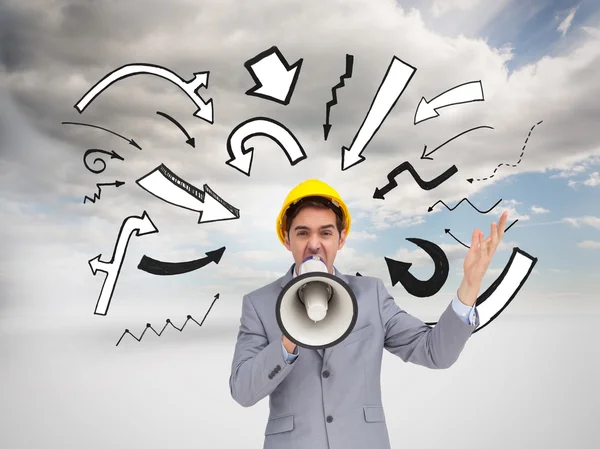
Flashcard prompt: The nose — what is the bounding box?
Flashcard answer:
[307,234,321,252]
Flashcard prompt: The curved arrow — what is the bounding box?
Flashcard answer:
[84,181,125,204]
[83,149,124,174]
[414,80,484,125]
[445,220,519,248]
[428,198,501,213]
[225,117,307,177]
[88,211,158,316]
[373,161,457,199]
[384,238,449,298]
[425,247,538,333]
[342,56,416,170]
[136,164,240,223]
[156,111,195,147]
[137,246,226,275]
[74,63,213,124]
[62,121,142,149]
[244,46,303,105]
[421,125,494,160]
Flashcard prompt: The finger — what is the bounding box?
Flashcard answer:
[490,221,499,254]
[470,228,480,250]
[499,211,508,238]
[479,229,487,254]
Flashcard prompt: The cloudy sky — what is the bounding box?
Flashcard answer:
[1,0,599,447]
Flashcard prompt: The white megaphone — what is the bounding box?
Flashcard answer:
[276,255,358,349]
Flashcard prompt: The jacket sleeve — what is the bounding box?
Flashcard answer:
[377,279,478,369]
[229,294,299,407]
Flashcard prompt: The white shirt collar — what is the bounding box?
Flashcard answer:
[293,265,338,278]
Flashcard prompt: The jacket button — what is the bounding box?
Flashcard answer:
[326,416,333,423]
[322,370,330,378]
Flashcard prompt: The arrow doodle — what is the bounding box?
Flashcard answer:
[421,125,494,160]
[62,121,142,150]
[324,54,354,140]
[84,181,125,204]
[384,238,449,298]
[226,117,307,177]
[414,80,484,125]
[115,294,220,346]
[467,120,543,183]
[373,161,458,199]
[89,211,158,316]
[156,111,195,147]
[425,247,538,333]
[83,149,124,174]
[74,63,214,124]
[445,220,518,248]
[428,198,502,213]
[138,246,226,275]
[136,164,240,223]
[342,56,416,170]
[244,46,303,105]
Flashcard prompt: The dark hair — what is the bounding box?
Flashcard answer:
[285,196,346,237]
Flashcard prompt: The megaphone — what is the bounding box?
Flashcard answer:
[276,256,358,349]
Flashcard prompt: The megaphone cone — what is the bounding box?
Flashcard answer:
[276,256,358,349]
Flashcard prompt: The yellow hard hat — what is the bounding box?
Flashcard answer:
[276,179,351,245]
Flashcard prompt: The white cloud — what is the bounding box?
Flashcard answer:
[562,216,600,230]
[556,6,579,37]
[583,171,600,186]
[430,0,481,17]
[577,240,600,249]
[1,0,599,324]
[531,205,549,214]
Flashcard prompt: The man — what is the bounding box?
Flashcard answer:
[229,179,508,449]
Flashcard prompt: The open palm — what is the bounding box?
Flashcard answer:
[462,211,509,288]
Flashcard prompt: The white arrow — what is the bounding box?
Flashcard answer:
[341,56,416,171]
[414,80,484,125]
[226,117,307,177]
[75,63,214,124]
[425,247,537,332]
[244,46,303,105]
[136,164,240,223]
[89,211,158,316]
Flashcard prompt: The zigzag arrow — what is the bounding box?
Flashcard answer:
[116,294,219,346]
[428,198,501,213]
[84,181,125,204]
[324,54,354,140]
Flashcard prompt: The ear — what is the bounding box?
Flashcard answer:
[338,228,347,250]
[283,231,292,251]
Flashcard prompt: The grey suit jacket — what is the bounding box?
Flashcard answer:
[229,264,480,449]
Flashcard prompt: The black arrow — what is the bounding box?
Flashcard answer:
[84,181,125,203]
[374,161,458,199]
[356,272,362,276]
[445,220,519,248]
[137,246,225,275]
[384,238,449,298]
[116,293,220,346]
[421,125,493,160]
[62,121,142,149]
[324,54,354,140]
[428,198,501,213]
[467,120,543,183]
[156,111,195,147]
[83,148,124,174]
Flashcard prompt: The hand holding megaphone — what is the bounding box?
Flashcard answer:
[276,256,358,349]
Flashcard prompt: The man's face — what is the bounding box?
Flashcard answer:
[283,206,347,274]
